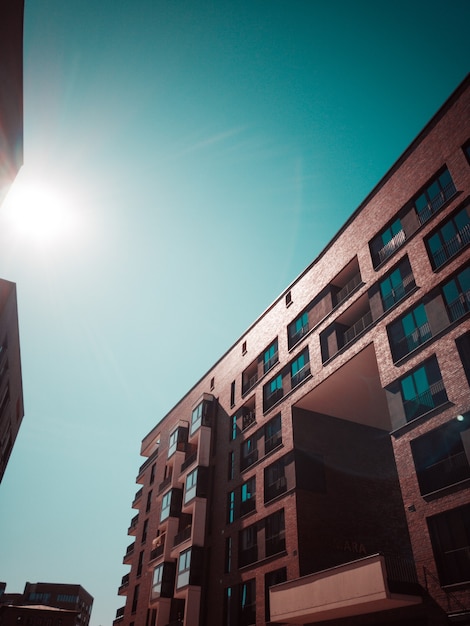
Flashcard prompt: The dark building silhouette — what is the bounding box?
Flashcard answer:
[0,0,24,206]
[115,76,470,626]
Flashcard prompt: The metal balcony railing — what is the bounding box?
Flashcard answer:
[417,179,456,225]
[378,230,406,264]
[335,272,362,307]
[291,363,310,388]
[447,290,470,322]
[403,379,447,422]
[432,223,470,268]
[382,273,415,311]
[342,310,373,346]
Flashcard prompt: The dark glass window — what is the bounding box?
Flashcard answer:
[388,303,431,361]
[414,168,456,225]
[263,374,283,411]
[264,459,287,503]
[426,206,470,269]
[265,509,286,557]
[240,476,256,516]
[399,357,448,422]
[264,413,282,454]
[240,579,256,626]
[379,258,415,311]
[288,311,309,347]
[263,339,279,374]
[291,349,310,387]
[412,413,470,495]
[428,504,470,585]
[442,266,470,322]
[239,524,258,567]
[240,434,258,471]
[372,218,406,266]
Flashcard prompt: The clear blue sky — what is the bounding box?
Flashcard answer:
[0,1,469,624]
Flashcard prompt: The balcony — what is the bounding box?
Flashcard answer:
[291,363,311,389]
[403,379,448,423]
[181,450,197,472]
[115,607,125,621]
[334,272,362,307]
[378,230,406,264]
[382,272,416,312]
[431,223,470,268]
[418,450,470,495]
[158,475,172,494]
[132,487,143,507]
[269,554,421,624]
[118,574,129,595]
[240,448,259,472]
[447,290,470,322]
[137,448,159,478]
[173,525,192,547]
[123,541,135,563]
[128,514,139,534]
[392,322,432,361]
[416,178,456,226]
[342,309,373,346]
[265,476,287,502]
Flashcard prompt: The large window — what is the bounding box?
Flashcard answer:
[291,349,310,387]
[428,504,470,585]
[263,339,279,374]
[265,509,286,557]
[177,548,191,588]
[190,402,203,435]
[288,311,309,348]
[184,468,198,504]
[412,414,470,495]
[414,168,456,225]
[151,564,163,599]
[379,258,415,312]
[240,434,258,471]
[263,374,283,411]
[388,303,431,361]
[399,358,448,422]
[264,413,282,454]
[160,490,171,521]
[239,524,258,567]
[442,266,470,322]
[264,459,287,503]
[426,206,470,269]
[240,476,256,516]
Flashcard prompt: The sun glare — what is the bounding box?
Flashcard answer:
[3,172,80,245]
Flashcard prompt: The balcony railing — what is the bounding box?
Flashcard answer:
[393,321,432,360]
[181,451,197,472]
[342,310,373,346]
[138,448,159,477]
[264,387,283,411]
[264,476,287,502]
[417,179,456,225]
[115,607,125,620]
[173,526,192,547]
[378,230,406,264]
[263,352,279,374]
[447,290,470,322]
[128,514,139,531]
[124,542,135,557]
[289,323,309,346]
[265,531,286,557]
[242,371,258,395]
[403,379,447,422]
[158,475,172,494]
[382,273,415,311]
[431,223,470,268]
[334,272,362,307]
[132,487,143,505]
[241,410,256,431]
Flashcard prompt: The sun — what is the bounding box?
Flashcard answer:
[2,170,80,245]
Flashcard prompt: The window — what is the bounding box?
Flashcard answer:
[263,339,279,374]
[230,414,237,441]
[141,518,148,543]
[288,311,308,347]
[240,434,258,471]
[210,377,214,390]
[224,587,234,626]
[265,568,287,622]
[239,523,258,566]
[228,450,235,481]
[131,584,139,614]
[379,258,415,312]
[428,504,470,585]
[285,291,292,306]
[225,537,233,573]
[240,579,256,626]
[184,468,198,504]
[230,381,236,407]
[160,491,171,521]
[146,489,153,513]
[388,303,431,361]
[372,218,406,266]
[177,548,191,588]
[242,341,247,354]
[241,476,256,516]
[190,402,203,435]
[264,413,282,454]
[151,564,163,599]
[414,168,456,225]
[442,266,470,322]
[263,374,283,411]
[412,413,470,495]
[426,206,470,269]
[264,459,287,502]
[149,463,156,485]
[399,358,448,422]
[227,490,235,524]
[291,349,310,387]
[464,140,470,165]
[56,595,79,604]
[265,509,286,557]
[137,550,144,577]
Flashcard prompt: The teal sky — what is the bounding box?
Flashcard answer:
[0,1,469,624]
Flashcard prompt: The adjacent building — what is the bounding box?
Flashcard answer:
[0,582,93,626]
[115,75,470,626]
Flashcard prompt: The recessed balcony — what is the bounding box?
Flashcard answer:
[269,554,421,624]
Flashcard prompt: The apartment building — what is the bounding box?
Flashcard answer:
[0,582,93,626]
[116,75,470,626]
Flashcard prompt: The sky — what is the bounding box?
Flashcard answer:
[0,1,469,624]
